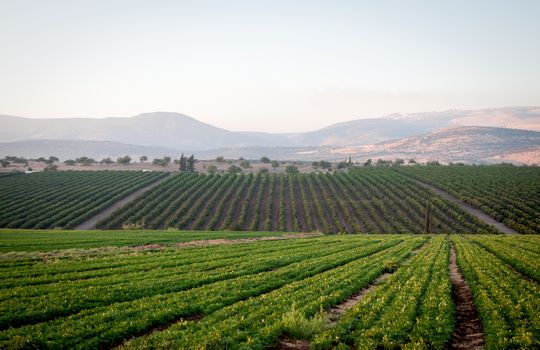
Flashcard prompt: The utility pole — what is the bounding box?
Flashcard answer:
[425,200,431,233]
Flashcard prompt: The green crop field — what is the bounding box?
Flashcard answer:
[397,165,540,234]
[0,231,538,349]
[95,169,495,233]
[0,171,168,229]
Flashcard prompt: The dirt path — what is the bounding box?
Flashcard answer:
[447,244,485,350]
[327,273,390,325]
[413,179,518,234]
[74,174,173,230]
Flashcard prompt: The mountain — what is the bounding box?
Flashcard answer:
[1,126,538,164]
[0,112,289,151]
[331,126,540,164]
[1,107,539,151]
[0,140,179,160]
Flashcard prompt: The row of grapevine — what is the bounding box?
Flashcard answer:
[98,170,495,233]
[397,165,540,234]
[0,171,167,229]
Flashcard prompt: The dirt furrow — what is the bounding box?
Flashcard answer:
[447,244,485,350]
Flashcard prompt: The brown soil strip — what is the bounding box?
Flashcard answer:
[74,174,173,230]
[270,337,310,350]
[327,273,390,325]
[174,233,322,248]
[111,313,203,349]
[447,243,485,350]
[412,179,518,234]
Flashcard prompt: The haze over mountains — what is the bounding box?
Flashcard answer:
[1,106,540,164]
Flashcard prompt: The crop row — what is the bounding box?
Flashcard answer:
[120,237,426,349]
[313,236,452,349]
[451,236,540,349]
[98,170,495,233]
[0,171,167,229]
[397,165,540,234]
[466,235,540,282]
[0,238,376,329]
[0,236,406,348]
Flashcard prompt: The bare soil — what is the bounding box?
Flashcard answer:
[447,244,485,350]
[174,233,322,248]
[327,273,390,324]
[270,337,310,350]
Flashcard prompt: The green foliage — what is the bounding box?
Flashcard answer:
[260,156,271,163]
[0,171,167,229]
[116,155,132,165]
[286,165,299,173]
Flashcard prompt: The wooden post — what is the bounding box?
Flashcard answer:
[425,200,431,233]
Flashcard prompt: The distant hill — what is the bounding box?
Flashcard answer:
[1,126,539,164]
[0,140,179,160]
[0,112,290,151]
[331,126,540,165]
[1,107,539,150]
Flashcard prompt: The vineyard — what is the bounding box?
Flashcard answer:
[397,165,540,234]
[0,232,538,349]
[97,169,496,233]
[0,171,167,229]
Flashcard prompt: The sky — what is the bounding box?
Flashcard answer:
[1,0,539,133]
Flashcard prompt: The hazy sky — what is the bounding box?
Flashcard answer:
[1,0,539,132]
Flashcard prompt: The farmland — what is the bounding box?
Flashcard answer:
[96,169,496,233]
[397,165,540,234]
[0,171,168,229]
[0,231,538,349]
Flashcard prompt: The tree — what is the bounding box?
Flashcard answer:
[64,159,76,166]
[228,164,242,174]
[187,155,196,172]
[215,156,225,163]
[258,167,269,174]
[260,156,270,164]
[140,156,148,163]
[427,160,441,166]
[207,164,218,175]
[117,155,131,165]
[100,157,115,165]
[152,157,171,167]
[408,159,417,164]
[75,157,96,166]
[0,159,9,168]
[240,160,251,168]
[271,160,280,169]
[179,154,187,172]
[393,158,405,166]
[46,156,59,164]
[363,158,372,167]
[285,165,299,174]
